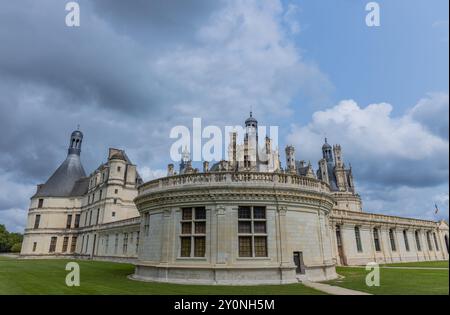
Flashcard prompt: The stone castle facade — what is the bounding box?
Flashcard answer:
[20,114,449,284]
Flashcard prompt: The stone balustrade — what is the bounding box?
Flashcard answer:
[138,171,331,195]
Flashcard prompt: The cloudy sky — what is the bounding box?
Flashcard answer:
[0,0,448,232]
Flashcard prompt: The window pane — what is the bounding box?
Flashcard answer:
[34,215,41,229]
[62,237,69,252]
[195,222,206,234]
[49,237,57,253]
[253,207,266,219]
[70,237,77,253]
[238,206,251,219]
[373,229,381,252]
[415,231,421,251]
[389,230,396,251]
[254,237,267,257]
[239,236,252,257]
[180,237,191,257]
[253,221,266,234]
[403,230,410,251]
[355,227,363,252]
[433,233,440,251]
[238,221,252,234]
[182,208,192,220]
[181,222,192,234]
[195,207,206,220]
[194,237,206,257]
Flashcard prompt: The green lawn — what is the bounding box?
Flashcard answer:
[0,257,323,295]
[381,261,449,268]
[326,266,449,295]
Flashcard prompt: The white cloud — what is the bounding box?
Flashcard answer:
[286,94,449,219]
[0,208,27,233]
[288,98,448,161]
[151,0,332,124]
[138,166,167,182]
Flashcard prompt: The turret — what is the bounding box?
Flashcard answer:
[333,145,343,168]
[285,145,296,173]
[245,111,258,139]
[306,161,315,178]
[244,112,258,170]
[203,161,209,173]
[318,158,329,185]
[180,146,192,174]
[265,136,271,154]
[167,164,174,176]
[322,138,333,163]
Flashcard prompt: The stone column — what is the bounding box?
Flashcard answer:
[277,206,290,266]
[160,208,172,265]
[215,205,228,265]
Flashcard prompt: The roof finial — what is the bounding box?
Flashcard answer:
[77,124,80,131]
[250,105,253,117]
[325,137,328,144]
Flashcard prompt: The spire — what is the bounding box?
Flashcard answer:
[68,129,83,156]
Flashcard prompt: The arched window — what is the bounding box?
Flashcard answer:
[354,226,363,252]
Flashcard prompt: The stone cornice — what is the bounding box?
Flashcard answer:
[330,209,439,229]
[135,185,334,213]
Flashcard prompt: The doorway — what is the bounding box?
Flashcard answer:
[293,251,305,274]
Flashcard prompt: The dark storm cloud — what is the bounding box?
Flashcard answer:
[0,0,223,117]
[91,0,223,44]
[0,0,223,184]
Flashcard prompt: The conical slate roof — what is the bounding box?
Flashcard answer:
[34,129,87,198]
[34,154,86,197]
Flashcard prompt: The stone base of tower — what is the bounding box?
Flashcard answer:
[131,263,337,285]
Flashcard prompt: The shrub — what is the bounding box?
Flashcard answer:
[10,243,22,253]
